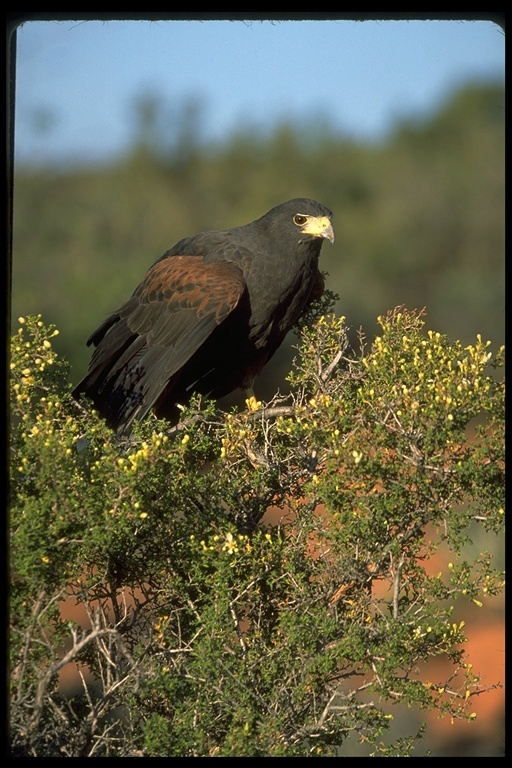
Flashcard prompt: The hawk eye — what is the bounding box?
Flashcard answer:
[293,214,308,226]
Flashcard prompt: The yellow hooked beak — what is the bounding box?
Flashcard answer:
[300,215,335,244]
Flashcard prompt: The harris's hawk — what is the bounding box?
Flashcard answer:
[73,198,334,434]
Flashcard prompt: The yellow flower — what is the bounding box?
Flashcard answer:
[245,395,262,411]
[222,532,238,554]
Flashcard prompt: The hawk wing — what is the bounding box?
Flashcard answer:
[75,255,246,432]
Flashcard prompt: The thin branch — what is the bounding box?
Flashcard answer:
[229,603,248,657]
[30,616,132,732]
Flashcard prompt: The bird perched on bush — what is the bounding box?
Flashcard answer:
[73,198,334,434]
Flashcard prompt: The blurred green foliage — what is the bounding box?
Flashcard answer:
[11,82,504,404]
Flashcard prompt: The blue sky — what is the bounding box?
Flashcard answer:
[13,17,504,166]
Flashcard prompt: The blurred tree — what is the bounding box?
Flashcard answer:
[11,81,504,396]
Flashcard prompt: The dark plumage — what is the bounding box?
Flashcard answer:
[73,198,335,434]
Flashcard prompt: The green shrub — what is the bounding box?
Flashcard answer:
[9,308,504,756]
